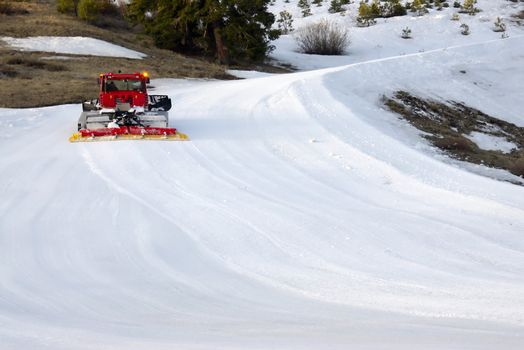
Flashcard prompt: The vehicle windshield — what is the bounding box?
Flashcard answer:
[105,79,144,92]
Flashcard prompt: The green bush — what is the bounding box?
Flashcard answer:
[56,0,76,14]
[77,0,100,22]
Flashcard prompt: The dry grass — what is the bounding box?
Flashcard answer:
[0,0,30,15]
[509,158,524,177]
[433,136,477,152]
[0,0,231,108]
[385,91,524,183]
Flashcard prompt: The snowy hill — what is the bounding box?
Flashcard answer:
[1,0,524,349]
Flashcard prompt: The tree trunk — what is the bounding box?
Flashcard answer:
[212,22,229,64]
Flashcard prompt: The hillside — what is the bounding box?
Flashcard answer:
[1,0,524,349]
[0,0,228,108]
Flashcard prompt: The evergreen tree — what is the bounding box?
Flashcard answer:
[358,1,370,18]
[312,0,323,6]
[357,1,376,26]
[381,0,407,18]
[401,26,412,39]
[329,0,343,13]
[298,0,312,17]
[411,0,428,16]
[462,0,477,15]
[369,0,381,18]
[277,10,294,34]
[127,0,279,63]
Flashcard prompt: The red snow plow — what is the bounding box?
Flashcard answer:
[69,71,188,142]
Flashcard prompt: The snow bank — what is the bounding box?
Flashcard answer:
[0,36,147,59]
[227,69,276,79]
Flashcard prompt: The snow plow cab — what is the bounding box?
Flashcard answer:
[69,72,188,142]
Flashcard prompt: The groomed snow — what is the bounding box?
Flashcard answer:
[0,36,146,59]
[1,1,524,349]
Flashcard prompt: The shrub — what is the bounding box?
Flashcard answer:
[77,0,100,22]
[493,17,506,32]
[295,19,349,55]
[77,0,120,23]
[56,0,76,14]
[401,27,412,39]
[460,23,470,35]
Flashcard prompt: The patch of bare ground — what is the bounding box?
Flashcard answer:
[510,9,524,26]
[384,91,524,183]
[0,0,231,108]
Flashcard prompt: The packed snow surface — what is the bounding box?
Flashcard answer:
[0,36,146,59]
[1,1,524,349]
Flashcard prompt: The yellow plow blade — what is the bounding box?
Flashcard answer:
[69,132,189,143]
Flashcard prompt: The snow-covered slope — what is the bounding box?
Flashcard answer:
[1,1,524,349]
[0,36,146,59]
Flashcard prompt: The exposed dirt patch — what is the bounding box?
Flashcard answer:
[384,91,524,182]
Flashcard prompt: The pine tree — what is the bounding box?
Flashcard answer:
[357,1,376,26]
[312,0,323,7]
[411,0,428,16]
[329,0,343,13]
[358,1,370,18]
[401,27,412,39]
[277,10,294,34]
[381,0,407,18]
[127,0,279,64]
[298,0,312,17]
[462,0,477,15]
[369,0,381,18]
